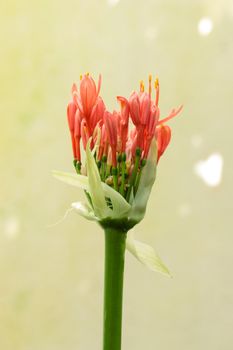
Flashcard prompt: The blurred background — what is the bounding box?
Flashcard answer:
[1,0,232,349]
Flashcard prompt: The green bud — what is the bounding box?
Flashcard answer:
[121,153,126,162]
[135,148,142,157]
[112,167,118,175]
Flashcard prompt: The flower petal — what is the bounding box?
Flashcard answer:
[72,201,98,221]
[129,137,157,222]
[101,182,131,218]
[53,170,89,189]
[126,234,172,277]
[86,140,110,219]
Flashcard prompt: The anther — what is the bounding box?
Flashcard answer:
[155,77,160,106]
[149,74,152,96]
[140,80,145,93]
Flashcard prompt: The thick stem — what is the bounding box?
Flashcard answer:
[103,227,127,350]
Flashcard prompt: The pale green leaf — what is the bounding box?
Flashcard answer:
[92,126,101,155]
[101,183,131,218]
[129,138,157,222]
[72,201,98,221]
[126,235,172,277]
[86,141,110,219]
[53,170,89,190]
[53,170,130,219]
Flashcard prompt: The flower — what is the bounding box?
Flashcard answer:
[59,73,183,224]
[54,73,182,276]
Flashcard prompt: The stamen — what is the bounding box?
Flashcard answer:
[148,74,152,97]
[140,80,145,93]
[80,74,83,80]
[155,77,160,106]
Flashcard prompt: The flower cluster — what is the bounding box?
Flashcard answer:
[67,73,182,203]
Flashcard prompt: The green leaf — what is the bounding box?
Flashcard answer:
[129,138,157,222]
[86,141,110,219]
[53,170,89,189]
[72,201,98,221]
[101,183,131,218]
[126,235,172,277]
[53,170,130,219]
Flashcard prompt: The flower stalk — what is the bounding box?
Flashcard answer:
[103,226,127,350]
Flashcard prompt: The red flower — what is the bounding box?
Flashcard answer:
[66,73,182,195]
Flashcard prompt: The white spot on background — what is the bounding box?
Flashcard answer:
[191,134,203,149]
[107,0,120,7]
[194,153,223,187]
[178,203,191,218]
[3,217,20,239]
[145,26,157,41]
[77,279,92,296]
[198,17,213,36]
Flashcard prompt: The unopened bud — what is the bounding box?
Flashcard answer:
[105,176,113,186]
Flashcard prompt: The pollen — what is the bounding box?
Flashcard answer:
[140,80,145,92]
[80,74,83,80]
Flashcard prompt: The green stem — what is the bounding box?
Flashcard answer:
[126,148,141,201]
[101,155,107,181]
[105,164,111,179]
[103,227,127,350]
[112,167,118,191]
[120,153,126,197]
[134,158,146,195]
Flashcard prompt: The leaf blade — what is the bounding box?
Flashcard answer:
[129,138,157,222]
[101,183,131,218]
[72,201,98,221]
[53,170,89,189]
[126,235,172,277]
[86,141,110,219]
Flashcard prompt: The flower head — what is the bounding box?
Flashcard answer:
[60,74,182,226]
[54,73,182,276]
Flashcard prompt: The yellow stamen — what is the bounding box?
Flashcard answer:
[148,74,152,96]
[86,72,89,77]
[80,74,83,80]
[155,77,160,106]
[140,80,145,92]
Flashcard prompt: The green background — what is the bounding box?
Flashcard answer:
[1,0,232,349]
